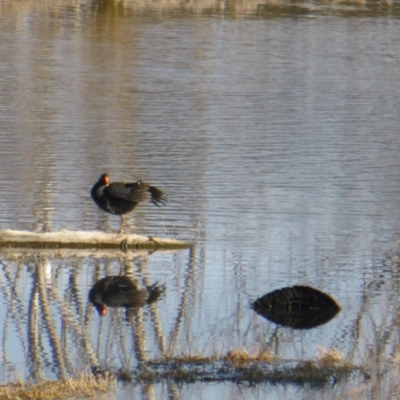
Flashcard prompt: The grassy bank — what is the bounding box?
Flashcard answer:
[0,373,115,400]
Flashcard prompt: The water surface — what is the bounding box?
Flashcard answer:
[0,0,400,398]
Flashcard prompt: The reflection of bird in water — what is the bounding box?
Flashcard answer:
[88,276,165,316]
[90,173,167,235]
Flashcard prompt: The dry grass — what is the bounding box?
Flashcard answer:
[0,373,116,400]
[153,348,276,366]
[316,347,347,366]
[157,352,217,364]
[223,348,277,366]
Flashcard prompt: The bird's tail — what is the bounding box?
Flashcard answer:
[149,186,167,207]
[146,283,166,304]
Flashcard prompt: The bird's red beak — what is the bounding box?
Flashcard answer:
[99,305,107,316]
[102,174,110,185]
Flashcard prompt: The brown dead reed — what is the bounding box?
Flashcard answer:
[0,373,115,400]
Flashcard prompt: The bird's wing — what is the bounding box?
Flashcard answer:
[105,181,151,203]
[103,289,150,308]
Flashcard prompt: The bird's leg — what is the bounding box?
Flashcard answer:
[116,215,124,238]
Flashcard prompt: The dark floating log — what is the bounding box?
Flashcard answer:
[89,276,165,316]
[252,285,341,329]
[0,230,191,251]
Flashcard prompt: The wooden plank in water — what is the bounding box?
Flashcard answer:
[0,230,191,251]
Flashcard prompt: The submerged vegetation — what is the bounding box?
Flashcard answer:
[94,347,366,387]
[135,348,360,385]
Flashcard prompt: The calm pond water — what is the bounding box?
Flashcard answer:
[1,0,400,398]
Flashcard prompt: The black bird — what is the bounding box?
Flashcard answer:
[88,276,165,316]
[90,173,167,235]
